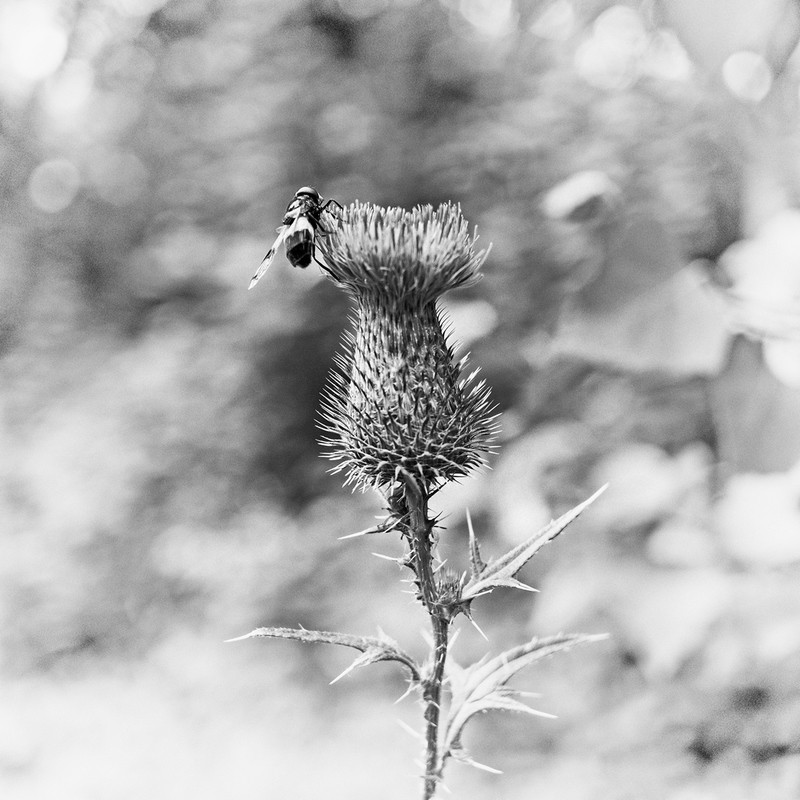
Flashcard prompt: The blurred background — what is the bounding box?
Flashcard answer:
[3,0,800,797]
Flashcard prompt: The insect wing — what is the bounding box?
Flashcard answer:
[249,225,289,289]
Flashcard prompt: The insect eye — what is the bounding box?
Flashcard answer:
[296,186,320,200]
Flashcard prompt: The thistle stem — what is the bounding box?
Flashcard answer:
[423,615,448,800]
[401,473,437,613]
[399,473,449,800]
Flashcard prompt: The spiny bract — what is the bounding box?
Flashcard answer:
[317,201,498,490]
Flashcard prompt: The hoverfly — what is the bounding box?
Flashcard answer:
[249,186,342,289]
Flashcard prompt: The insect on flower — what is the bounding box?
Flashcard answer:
[249,186,342,289]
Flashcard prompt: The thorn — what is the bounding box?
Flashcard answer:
[397,719,424,742]
[223,632,252,643]
[464,612,489,642]
[583,632,611,644]
[502,577,539,593]
[372,552,403,563]
[466,759,503,775]
[394,683,416,704]
[466,508,486,576]
[338,525,381,540]
[382,517,404,535]
[340,517,405,540]
[330,662,358,684]
[528,709,558,720]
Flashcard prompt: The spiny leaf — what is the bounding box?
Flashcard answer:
[441,632,608,769]
[452,632,608,704]
[461,485,607,603]
[226,626,420,683]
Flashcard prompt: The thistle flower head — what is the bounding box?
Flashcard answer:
[317,201,488,307]
[317,201,498,491]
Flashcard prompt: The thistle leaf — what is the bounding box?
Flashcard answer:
[461,485,607,603]
[441,632,608,767]
[226,626,421,683]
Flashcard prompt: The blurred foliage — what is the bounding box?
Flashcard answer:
[3,0,800,798]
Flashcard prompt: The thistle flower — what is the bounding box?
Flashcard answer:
[317,201,497,491]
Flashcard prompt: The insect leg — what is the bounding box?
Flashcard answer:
[316,200,343,236]
[319,199,344,229]
[320,199,344,216]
